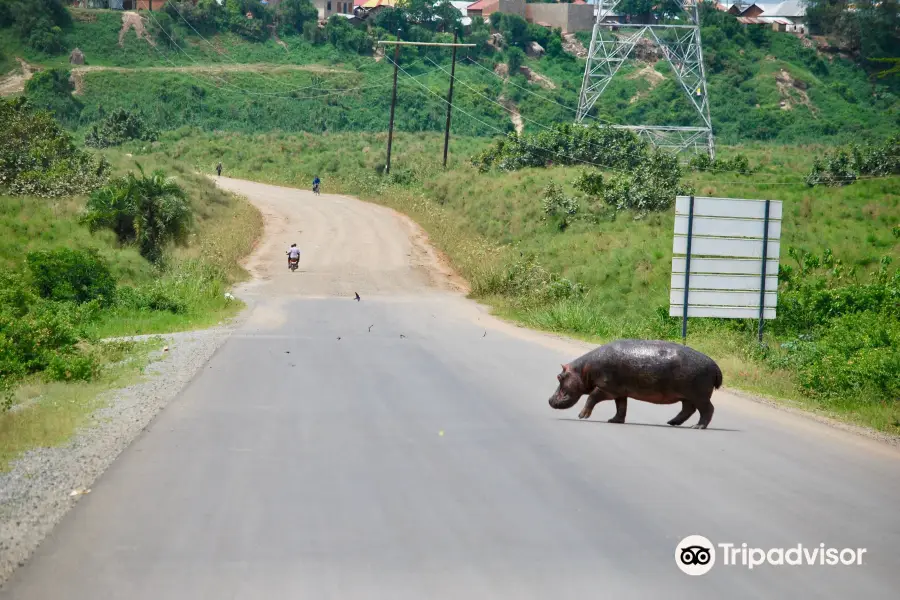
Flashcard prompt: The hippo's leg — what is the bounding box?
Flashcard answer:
[692,400,715,430]
[578,389,605,419]
[608,397,627,424]
[667,400,696,427]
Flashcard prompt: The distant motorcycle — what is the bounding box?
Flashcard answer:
[312,182,320,195]
[287,253,299,272]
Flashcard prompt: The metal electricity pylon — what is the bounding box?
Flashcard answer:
[576,0,716,159]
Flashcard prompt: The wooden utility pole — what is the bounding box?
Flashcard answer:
[385,30,402,176]
[376,37,475,175]
[442,31,459,169]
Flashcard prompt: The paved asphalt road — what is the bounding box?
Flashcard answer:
[3,179,899,599]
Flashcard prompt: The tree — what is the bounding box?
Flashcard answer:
[274,0,318,35]
[507,46,525,74]
[804,0,900,63]
[24,68,83,126]
[433,0,462,34]
[82,166,192,263]
[2,0,71,54]
[373,7,410,37]
[0,97,109,198]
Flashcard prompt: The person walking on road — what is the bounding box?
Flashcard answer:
[216,162,223,177]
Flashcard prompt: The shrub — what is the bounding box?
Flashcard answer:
[507,46,525,73]
[0,297,91,384]
[0,268,34,319]
[23,68,83,127]
[163,0,223,35]
[26,248,116,306]
[767,243,900,403]
[114,284,187,314]
[689,152,754,175]
[81,166,193,263]
[541,182,579,231]
[85,108,160,149]
[472,123,648,172]
[0,98,110,198]
[326,15,372,54]
[572,148,688,215]
[482,254,585,306]
[272,0,319,36]
[806,135,900,186]
[2,0,71,55]
[46,350,99,382]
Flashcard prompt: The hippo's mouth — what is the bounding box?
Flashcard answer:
[549,391,579,410]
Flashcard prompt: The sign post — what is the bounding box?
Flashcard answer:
[670,196,783,343]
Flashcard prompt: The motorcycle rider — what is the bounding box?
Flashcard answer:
[312,175,320,194]
[286,243,300,270]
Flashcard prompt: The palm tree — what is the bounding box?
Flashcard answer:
[82,163,192,264]
[130,165,192,264]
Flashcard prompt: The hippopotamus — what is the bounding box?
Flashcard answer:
[549,339,723,429]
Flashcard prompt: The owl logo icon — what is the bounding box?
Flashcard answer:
[676,535,716,576]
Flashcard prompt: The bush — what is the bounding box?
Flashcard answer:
[81,166,193,263]
[806,135,900,186]
[0,296,93,385]
[23,68,83,126]
[26,248,116,306]
[481,254,586,307]
[689,152,754,175]
[273,0,318,36]
[541,182,579,231]
[767,244,900,403]
[507,46,525,73]
[2,0,71,55]
[114,284,187,314]
[0,98,110,198]
[0,268,33,319]
[85,108,160,149]
[163,0,223,35]
[325,15,372,54]
[46,350,99,382]
[472,123,648,172]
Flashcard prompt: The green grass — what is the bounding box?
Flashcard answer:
[0,337,163,472]
[151,129,900,436]
[0,194,150,282]
[0,150,264,338]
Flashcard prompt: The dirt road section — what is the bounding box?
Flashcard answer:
[212,177,466,299]
[0,59,38,97]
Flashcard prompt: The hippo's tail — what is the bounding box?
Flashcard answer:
[712,362,723,389]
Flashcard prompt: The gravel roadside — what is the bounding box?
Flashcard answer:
[0,323,238,586]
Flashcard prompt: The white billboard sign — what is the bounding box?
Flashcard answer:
[670,196,783,341]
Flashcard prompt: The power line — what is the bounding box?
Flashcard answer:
[423,56,561,135]
[387,57,898,186]
[463,56,614,125]
[384,55,642,175]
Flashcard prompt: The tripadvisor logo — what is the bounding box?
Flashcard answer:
[675,535,867,575]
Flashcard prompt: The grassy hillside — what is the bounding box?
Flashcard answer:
[1,5,898,145]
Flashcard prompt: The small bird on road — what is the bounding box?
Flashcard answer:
[354,292,361,301]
